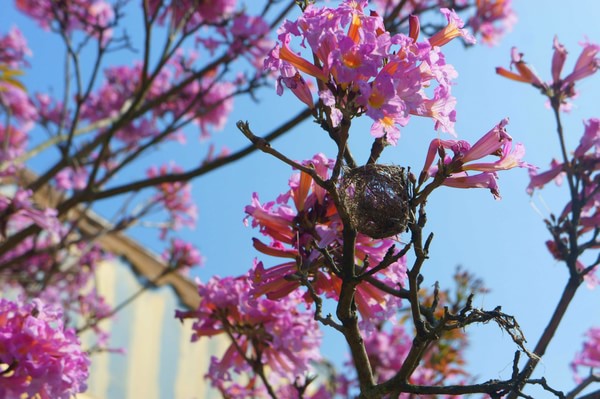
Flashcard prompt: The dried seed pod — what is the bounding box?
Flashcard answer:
[340,164,410,239]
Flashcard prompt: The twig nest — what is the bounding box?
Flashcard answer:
[340,164,410,239]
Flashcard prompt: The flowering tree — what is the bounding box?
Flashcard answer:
[0,0,599,398]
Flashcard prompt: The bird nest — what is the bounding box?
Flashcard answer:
[340,164,411,239]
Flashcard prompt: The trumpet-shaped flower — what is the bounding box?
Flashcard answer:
[245,154,407,319]
[572,327,600,381]
[530,119,600,244]
[0,298,89,399]
[497,37,599,108]
[421,119,532,199]
[468,0,516,46]
[496,47,545,88]
[176,274,322,397]
[0,27,31,68]
[265,1,468,144]
[428,8,476,48]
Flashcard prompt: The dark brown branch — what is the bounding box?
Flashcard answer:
[237,119,330,189]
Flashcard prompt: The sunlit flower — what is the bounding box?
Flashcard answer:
[421,119,532,199]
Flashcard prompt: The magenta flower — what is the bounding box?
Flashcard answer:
[0,124,28,169]
[0,82,38,130]
[468,0,517,46]
[526,159,564,195]
[421,119,533,199]
[149,0,236,29]
[496,47,546,88]
[16,0,115,40]
[54,166,89,191]
[575,117,600,157]
[562,39,600,87]
[0,27,31,68]
[147,163,198,239]
[428,8,476,48]
[245,154,406,319]
[0,298,90,399]
[0,188,61,239]
[176,274,322,397]
[266,1,464,144]
[497,37,599,108]
[572,327,600,381]
[551,36,568,83]
[161,238,203,274]
[528,119,599,228]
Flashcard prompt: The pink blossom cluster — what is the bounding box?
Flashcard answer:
[0,298,89,399]
[0,189,114,349]
[149,1,273,71]
[15,0,115,40]
[497,37,599,110]
[149,0,236,29]
[0,27,31,68]
[0,79,38,129]
[572,327,600,381]
[155,50,235,139]
[197,13,273,71]
[147,163,198,239]
[529,119,600,288]
[36,243,114,351]
[54,166,89,191]
[161,237,203,275]
[33,92,68,129]
[0,28,35,175]
[467,0,516,46]
[420,118,533,199]
[363,324,412,383]
[0,188,61,239]
[528,118,600,218]
[80,58,234,144]
[265,1,476,144]
[245,154,406,320]
[372,0,465,20]
[176,274,322,398]
[371,0,515,46]
[0,124,28,174]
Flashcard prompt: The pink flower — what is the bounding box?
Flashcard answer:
[0,27,31,68]
[54,166,89,191]
[572,327,600,381]
[0,188,61,239]
[562,39,600,87]
[266,1,462,143]
[468,0,517,46]
[162,238,203,274]
[147,163,198,239]
[245,154,407,319]
[421,119,532,199]
[16,0,115,40]
[176,274,322,396]
[575,118,600,157]
[0,298,89,399]
[526,159,564,194]
[148,0,236,31]
[551,36,568,83]
[529,119,600,238]
[0,124,28,167]
[497,38,599,107]
[0,82,38,130]
[496,47,546,88]
[428,8,476,48]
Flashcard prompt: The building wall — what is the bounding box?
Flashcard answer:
[79,258,228,399]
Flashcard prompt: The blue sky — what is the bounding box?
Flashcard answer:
[2,1,600,396]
